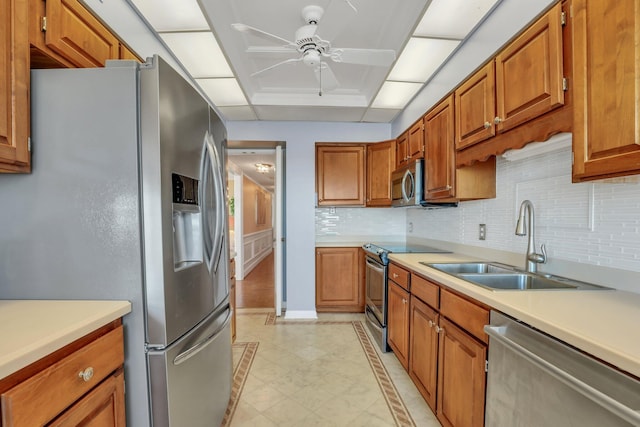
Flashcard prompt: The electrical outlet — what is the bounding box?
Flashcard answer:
[408,222,414,233]
[479,224,486,240]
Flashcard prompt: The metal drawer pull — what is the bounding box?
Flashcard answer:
[393,273,398,278]
[78,367,94,382]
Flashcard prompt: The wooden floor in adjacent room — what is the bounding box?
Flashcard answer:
[236,252,274,309]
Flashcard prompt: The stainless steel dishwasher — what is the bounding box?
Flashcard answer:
[484,311,640,427]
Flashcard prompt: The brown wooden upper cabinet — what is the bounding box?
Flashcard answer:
[455,2,565,151]
[396,120,424,169]
[316,144,366,206]
[571,0,640,181]
[1,0,30,173]
[366,140,395,207]
[424,95,496,202]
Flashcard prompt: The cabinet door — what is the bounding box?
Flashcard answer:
[315,247,362,312]
[455,62,496,150]
[409,296,439,412]
[48,370,126,427]
[0,0,30,172]
[396,131,409,169]
[316,145,365,206]
[495,2,564,133]
[408,119,425,160]
[45,0,119,67]
[572,0,640,180]
[436,318,486,427]
[424,95,455,200]
[119,43,141,61]
[387,280,410,371]
[366,140,395,207]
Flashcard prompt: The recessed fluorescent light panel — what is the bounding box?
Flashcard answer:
[160,32,233,78]
[414,0,500,39]
[197,78,248,106]
[388,37,460,82]
[372,81,423,109]
[131,0,209,31]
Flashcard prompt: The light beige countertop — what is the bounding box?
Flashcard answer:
[0,300,132,380]
[389,253,640,379]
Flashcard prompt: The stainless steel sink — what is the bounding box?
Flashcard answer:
[420,262,516,274]
[422,262,610,291]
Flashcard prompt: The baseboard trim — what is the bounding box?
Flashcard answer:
[284,310,318,320]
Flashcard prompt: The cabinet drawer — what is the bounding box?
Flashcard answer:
[389,263,410,290]
[440,289,489,343]
[411,274,439,309]
[1,326,124,426]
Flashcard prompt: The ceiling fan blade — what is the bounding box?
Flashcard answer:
[251,58,302,77]
[314,62,339,91]
[232,23,297,48]
[329,48,396,66]
[246,46,297,55]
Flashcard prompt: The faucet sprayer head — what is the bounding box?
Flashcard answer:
[515,200,531,236]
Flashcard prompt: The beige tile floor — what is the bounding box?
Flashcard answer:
[227,310,440,427]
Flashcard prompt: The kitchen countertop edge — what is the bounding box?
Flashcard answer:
[0,300,132,380]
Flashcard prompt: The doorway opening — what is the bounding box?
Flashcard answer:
[227,140,285,313]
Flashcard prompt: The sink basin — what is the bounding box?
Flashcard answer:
[421,262,516,274]
[421,261,610,291]
[458,273,578,290]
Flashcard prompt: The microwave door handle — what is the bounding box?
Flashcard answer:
[401,169,414,202]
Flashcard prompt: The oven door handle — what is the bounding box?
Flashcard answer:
[366,258,385,274]
[365,306,383,330]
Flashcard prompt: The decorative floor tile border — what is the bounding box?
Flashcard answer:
[220,341,259,427]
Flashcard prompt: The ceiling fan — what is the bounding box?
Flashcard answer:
[232,4,396,94]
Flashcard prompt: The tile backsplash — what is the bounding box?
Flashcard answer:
[316,207,405,241]
[408,145,640,273]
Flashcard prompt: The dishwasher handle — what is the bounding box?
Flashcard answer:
[485,324,640,426]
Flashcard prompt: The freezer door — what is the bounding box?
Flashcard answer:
[147,306,232,427]
[140,56,229,347]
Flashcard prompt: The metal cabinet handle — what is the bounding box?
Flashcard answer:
[494,116,503,124]
[402,298,407,304]
[428,320,435,328]
[483,121,491,129]
[78,367,94,382]
[392,273,398,278]
[435,325,444,334]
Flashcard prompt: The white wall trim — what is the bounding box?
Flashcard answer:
[241,229,273,279]
[284,310,318,320]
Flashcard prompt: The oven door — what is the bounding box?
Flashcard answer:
[365,255,386,325]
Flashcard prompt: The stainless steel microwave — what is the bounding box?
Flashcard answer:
[391,159,423,207]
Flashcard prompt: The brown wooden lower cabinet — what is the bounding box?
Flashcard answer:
[387,280,410,370]
[409,295,439,412]
[315,247,364,312]
[437,317,487,427]
[0,322,126,427]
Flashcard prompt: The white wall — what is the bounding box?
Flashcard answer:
[226,121,390,313]
[407,146,640,293]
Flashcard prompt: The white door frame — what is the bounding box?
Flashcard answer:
[274,146,284,316]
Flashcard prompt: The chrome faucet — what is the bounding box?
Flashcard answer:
[515,200,547,273]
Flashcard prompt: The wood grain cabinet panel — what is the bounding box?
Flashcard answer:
[572,0,640,181]
[408,119,425,160]
[366,140,395,207]
[436,317,487,427]
[387,280,410,371]
[409,296,439,412]
[316,144,366,206]
[1,325,125,427]
[455,62,496,150]
[495,2,565,133]
[424,95,456,200]
[44,0,119,67]
[316,247,363,312]
[0,0,30,172]
[395,131,409,169]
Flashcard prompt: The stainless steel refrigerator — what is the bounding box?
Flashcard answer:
[0,56,231,427]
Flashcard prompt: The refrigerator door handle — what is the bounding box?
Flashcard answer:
[173,309,232,366]
[200,132,224,273]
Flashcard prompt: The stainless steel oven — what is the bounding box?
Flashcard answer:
[362,242,451,352]
[364,254,388,351]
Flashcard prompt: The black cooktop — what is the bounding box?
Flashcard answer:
[363,242,451,265]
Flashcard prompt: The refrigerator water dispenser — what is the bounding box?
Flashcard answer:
[172,173,202,270]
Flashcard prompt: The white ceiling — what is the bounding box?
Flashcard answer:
[129,0,501,123]
[228,150,276,192]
